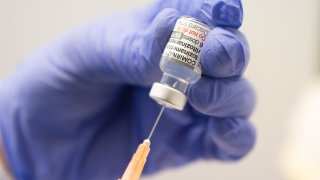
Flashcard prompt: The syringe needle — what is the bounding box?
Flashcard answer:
[120,106,165,180]
[147,106,165,140]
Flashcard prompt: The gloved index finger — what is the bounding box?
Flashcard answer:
[150,0,243,28]
[151,0,244,29]
[198,0,243,28]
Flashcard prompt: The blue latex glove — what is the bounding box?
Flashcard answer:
[0,0,256,179]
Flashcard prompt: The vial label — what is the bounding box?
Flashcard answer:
[162,17,212,74]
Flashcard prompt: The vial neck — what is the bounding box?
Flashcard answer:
[160,73,189,93]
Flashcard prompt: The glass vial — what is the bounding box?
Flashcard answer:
[149,16,212,110]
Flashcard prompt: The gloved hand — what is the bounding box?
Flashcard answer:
[0,0,256,179]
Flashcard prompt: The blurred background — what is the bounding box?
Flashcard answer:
[0,0,319,179]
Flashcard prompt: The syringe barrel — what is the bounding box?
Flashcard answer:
[121,140,150,180]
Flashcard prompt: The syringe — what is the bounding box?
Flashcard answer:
[120,106,165,180]
[120,139,151,180]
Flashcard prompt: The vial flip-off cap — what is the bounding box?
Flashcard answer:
[149,82,187,111]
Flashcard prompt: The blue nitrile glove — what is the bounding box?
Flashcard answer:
[0,0,256,179]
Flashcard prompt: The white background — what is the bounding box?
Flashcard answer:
[0,0,319,179]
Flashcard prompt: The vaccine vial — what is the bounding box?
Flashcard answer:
[149,16,212,110]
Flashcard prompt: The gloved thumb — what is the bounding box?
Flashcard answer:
[43,8,181,88]
[118,8,181,86]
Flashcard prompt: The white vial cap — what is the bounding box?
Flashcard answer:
[149,83,187,111]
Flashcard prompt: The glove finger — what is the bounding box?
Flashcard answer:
[200,116,256,160]
[146,115,255,172]
[197,0,244,28]
[187,76,255,117]
[150,0,243,28]
[201,27,249,78]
